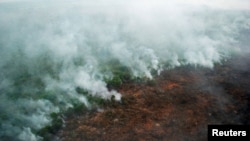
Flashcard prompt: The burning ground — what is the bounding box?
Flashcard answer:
[58,55,250,141]
[0,1,250,141]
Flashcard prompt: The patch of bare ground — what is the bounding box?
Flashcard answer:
[58,55,250,141]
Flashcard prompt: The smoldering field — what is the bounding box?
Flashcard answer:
[0,0,249,141]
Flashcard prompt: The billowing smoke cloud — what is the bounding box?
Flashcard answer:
[0,0,249,140]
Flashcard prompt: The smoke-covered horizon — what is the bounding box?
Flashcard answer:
[0,0,249,140]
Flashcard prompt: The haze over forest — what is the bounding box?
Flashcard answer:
[0,0,249,141]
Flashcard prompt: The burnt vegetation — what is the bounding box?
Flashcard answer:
[57,56,250,141]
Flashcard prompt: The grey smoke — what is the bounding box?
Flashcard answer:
[0,0,249,141]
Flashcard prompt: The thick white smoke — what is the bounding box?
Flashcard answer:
[0,0,249,141]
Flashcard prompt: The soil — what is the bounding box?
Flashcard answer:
[57,55,250,141]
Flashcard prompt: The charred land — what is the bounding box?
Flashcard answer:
[58,54,250,141]
[1,1,250,141]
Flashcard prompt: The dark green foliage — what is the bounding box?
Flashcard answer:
[112,65,131,82]
[150,69,158,77]
[63,102,88,118]
[75,87,88,95]
[106,76,122,89]
[36,91,57,102]
[111,95,115,102]
[0,113,8,121]
[37,112,63,141]
[101,59,132,89]
[101,59,160,89]
[72,103,87,113]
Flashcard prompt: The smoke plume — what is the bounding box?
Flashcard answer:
[0,0,249,140]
